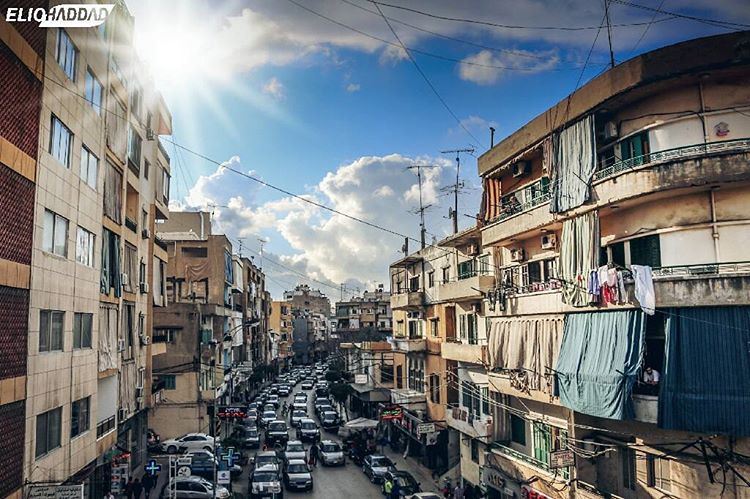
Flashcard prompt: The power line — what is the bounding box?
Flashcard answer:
[609,0,750,30]
[628,0,667,55]
[370,0,681,31]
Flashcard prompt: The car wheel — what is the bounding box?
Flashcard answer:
[167,445,177,454]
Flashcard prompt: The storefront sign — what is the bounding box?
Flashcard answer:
[380,406,403,421]
[417,422,435,434]
[217,405,246,419]
[27,485,83,499]
[111,464,129,494]
[549,449,574,469]
[480,466,506,492]
[354,374,368,384]
[217,470,231,485]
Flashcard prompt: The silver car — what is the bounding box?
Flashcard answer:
[163,476,230,499]
[250,464,283,498]
[283,440,307,462]
[290,409,307,427]
[283,459,313,491]
[261,410,277,426]
[319,440,345,466]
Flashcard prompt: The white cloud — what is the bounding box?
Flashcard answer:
[346,83,361,93]
[450,115,499,136]
[459,49,560,85]
[262,77,286,100]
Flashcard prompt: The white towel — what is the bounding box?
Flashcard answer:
[630,265,655,315]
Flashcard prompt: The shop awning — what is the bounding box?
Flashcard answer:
[555,310,645,420]
[659,306,750,435]
[350,384,391,402]
[488,315,564,393]
[344,417,379,430]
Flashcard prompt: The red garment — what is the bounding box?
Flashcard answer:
[602,284,616,304]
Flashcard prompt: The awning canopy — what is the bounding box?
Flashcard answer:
[555,310,645,420]
[344,417,379,430]
[659,306,750,436]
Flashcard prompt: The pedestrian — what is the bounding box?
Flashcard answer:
[309,442,319,467]
[473,484,484,499]
[392,479,401,499]
[104,491,115,499]
[454,482,465,499]
[124,477,134,499]
[132,478,143,499]
[142,473,155,499]
[383,477,394,499]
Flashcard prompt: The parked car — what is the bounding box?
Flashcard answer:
[252,451,281,472]
[266,420,290,445]
[381,470,421,496]
[313,397,331,413]
[232,425,261,449]
[263,403,276,414]
[283,459,313,492]
[160,476,230,499]
[283,440,307,462]
[362,455,396,483]
[249,464,283,498]
[290,409,307,427]
[296,418,320,442]
[320,411,340,431]
[294,393,308,402]
[261,410,277,426]
[314,386,329,398]
[319,440,345,466]
[292,402,307,413]
[160,433,214,454]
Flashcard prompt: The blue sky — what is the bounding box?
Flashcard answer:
[128,0,749,299]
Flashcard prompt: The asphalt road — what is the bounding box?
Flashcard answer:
[233,377,386,499]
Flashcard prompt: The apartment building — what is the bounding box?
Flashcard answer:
[13,1,172,494]
[284,284,331,364]
[270,300,294,371]
[475,31,750,499]
[341,341,394,420]
[334,286,393,344]
[151,211,237,439]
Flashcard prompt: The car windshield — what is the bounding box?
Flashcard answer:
[372,457,392,467]
[269,422,286,431]
[287,443,304,452]
[248,430,258,437]
[293,410,306,417]
[395,475,417,488]
[253,472,277,482]
[301,422,316,430]
[321,443,341,452]
[287,463,309,473]
[263,411,275,418]
[322,413,336,421]
[256,456,276,466]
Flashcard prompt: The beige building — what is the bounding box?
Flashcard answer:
[19,0,172,494]
[474,31,750,499]
[270,300,293,369]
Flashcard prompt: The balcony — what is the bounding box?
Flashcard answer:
[436,274,495,302]
[632,394,658,424]
[441,340,488,364]
[490,442,569,479]
[392,336,426,353]
[391,290,424,310]
[486,177,551,225]
[446,404,494,441]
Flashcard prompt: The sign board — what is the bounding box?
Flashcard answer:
[417,422,435,435]
[176,456,193,466]
[481,466,506,492]
[217,470,231,485]
[549,449,575,469]
[217,405,247,419]
[27,485,83,499]
[354,374,368,384]
[380,406,403,421]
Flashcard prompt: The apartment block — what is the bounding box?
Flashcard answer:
[270,300,294,370]
[333,286,393,344]
[474,31,750,499]
[284,284,331,364]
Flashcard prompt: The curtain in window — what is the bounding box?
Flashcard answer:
[103,162,122,223]
[658,306,750,435]
[98,305,118,371]
[482,176,502,222]
[123,244,137,292]
[558,211,599,307]
[550,115,596,213]
[119,361,136,416]
[487,315,564,393]
[555,310,645,420]
[153,257,163,306]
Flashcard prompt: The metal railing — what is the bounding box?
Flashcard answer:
[458,255,492,280]
[445,336,488,346]
[490,179,551,223]
[490,442,570,479]
[594,138,750,181]
[651,260,750,278]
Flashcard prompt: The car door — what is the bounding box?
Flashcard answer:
[189,482,208,499]
[175,481,192,499]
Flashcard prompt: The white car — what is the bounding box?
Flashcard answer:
[283,440,307,462]
[161,433,215,454]
[164,476,230,499]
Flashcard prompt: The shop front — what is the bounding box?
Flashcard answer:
[384,405,449,473]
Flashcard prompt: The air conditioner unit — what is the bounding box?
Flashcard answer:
[541,234,557,250]
[466,243,479,256]
[117,338,126,351]
[603,121,618,141]
[511,161,531,178]
[509,248,525,262]
[140,282,149,294]
[141,228,151,239]
[140,335,151,346]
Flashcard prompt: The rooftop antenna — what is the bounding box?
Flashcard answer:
[441,148,475,233]
[604,0,615,69]
[236,237,246,257]
[257,238,266,270]
[406,164,440,249]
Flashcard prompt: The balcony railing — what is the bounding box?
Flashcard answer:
[594,138,750,181]
[155,235,168,251]
[491,442,569,479]
[458,255,491,280]
[490,178,551,223]
[651,260,750,278]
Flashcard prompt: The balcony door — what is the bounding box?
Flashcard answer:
[445,306,456,341]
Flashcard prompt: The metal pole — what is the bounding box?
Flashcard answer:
[453,154,460,234]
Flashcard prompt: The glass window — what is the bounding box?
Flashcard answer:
[35,407,62,458]
[103,161,123,223]
[71,397,90,437]
[161,375,176,390]
[80,145,98,189]
[84,68,102,114]
[161,168,170,203]
[75,227,95,266]
[50,115,73,168]
[73,312,93,349]
[43,210,69,257]
[427,271,434,288]
[510,414,526,446]
[39,310,64,352]
[127,126,142,172]
[471,439,479,463]
[442,267,450,284]
[430,319,438,337]
[56,30,77,80]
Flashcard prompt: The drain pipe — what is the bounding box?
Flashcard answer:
[710,187,720,262]
[698,79,709,144]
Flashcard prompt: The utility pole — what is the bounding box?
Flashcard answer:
[604,0,615,69]
[441,148,475,234]
[406,164,440,249]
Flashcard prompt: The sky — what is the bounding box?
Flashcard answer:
[126,0,750,300]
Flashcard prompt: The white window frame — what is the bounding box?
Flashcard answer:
[75,226,95,266]
[43,209,69,257]
[50,115,73,168]
[56,29,77,80]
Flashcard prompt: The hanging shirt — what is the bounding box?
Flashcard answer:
[631,265,655,315]
[587,270,600,296]
[616,271,627,303]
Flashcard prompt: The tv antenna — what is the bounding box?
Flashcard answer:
[406,164,440,249]
[441,148,475,233]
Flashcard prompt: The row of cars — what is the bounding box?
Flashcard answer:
[361,454,428,498]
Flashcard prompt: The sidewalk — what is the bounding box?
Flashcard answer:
[381,446,442,494]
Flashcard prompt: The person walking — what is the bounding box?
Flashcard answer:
[132,478,143,499]
[309,442,319,468]
[142,473,155,499]
[124,477,135,499]
[392,479,401,499]
[453,482,465,499]
[383,477,394,499]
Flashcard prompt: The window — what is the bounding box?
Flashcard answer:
[407,357,425,393]
[84,68,102,114]
[161,168,170,204]
[427,271,435,287]
[408,276,420,292]
[121,303,135,359]
[620,132,650,166]
[459,314,477,344]
[647,455,671,491]
[181,247,208,258]
[131,85,142,121]
[471,439,480,463]
[462,380,480,415]
[622,448,636,491]
[161,375,176,390]
[430,318,438,337]
[50,115,73,168]
[56,29,77,80]
[40,310,64,352]
[104,161,123,223]
[482,387,490,415]
[630,234,661,268]
[429,373,440,403]
[43,210,68,257]
[510,414,526,446]
[79,145,98,189]
[71,397,90,437]
[442,267,450,284]
[75,227,95,266]
[35,407,62,458]
[73,312,92,349]
[127,126,142,173]
[123,244,137,293]
[100,229,122,296]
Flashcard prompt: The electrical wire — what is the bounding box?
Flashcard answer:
[609,0,750,30]
[627,0,667,55]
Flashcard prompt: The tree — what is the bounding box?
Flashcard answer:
[329,382,353,421]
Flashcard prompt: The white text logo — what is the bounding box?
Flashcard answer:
[5,4,114,28]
